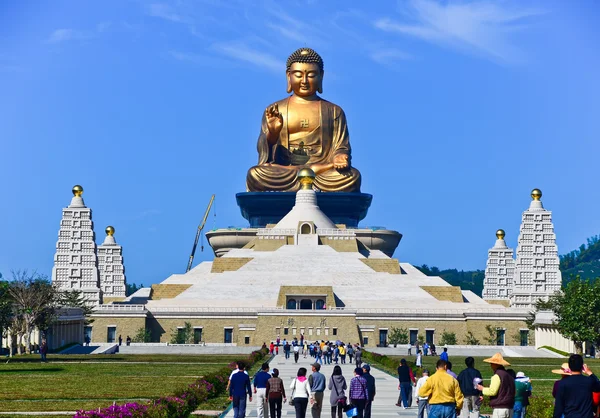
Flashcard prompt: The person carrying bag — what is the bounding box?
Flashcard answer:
[290,367,313,418]
[329,365,348,418]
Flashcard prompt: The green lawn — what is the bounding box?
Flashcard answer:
[387,355,600,401]
[0,354,242,414]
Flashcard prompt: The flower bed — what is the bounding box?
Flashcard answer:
[74,348,269,418]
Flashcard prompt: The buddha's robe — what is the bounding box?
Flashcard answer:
[246,97,361,192]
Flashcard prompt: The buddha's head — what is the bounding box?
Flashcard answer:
[286,48,324,97]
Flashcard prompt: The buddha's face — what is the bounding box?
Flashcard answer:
[287,62,323,97]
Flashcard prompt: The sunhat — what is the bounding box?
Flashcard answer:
[551,363,572,376]
[483,353,511,367]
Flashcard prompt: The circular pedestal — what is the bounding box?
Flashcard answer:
[236,192,373,228]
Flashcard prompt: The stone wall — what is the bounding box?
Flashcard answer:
[359,259,401,274]
[91,311,532,348]
[89,316,146,343]
[210,257,253,273]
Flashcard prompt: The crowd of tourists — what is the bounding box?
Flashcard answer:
[267,336,364,367]
[229,342,600,418]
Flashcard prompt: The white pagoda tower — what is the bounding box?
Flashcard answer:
[51,185,101,305]
[98,226,127,301]
[510,189,562,309]
[483,229,516,301]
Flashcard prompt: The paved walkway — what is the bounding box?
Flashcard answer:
[224,353,417,417]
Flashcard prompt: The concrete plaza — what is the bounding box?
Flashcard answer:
[224,352,418,417]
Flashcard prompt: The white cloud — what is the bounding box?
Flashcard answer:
[210,42,283,73]
[374,0,545,63]
[44,29,89,44]
[370,48,413,64]
[147,3,190,24]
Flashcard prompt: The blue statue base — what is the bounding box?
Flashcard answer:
[236,192,373,228]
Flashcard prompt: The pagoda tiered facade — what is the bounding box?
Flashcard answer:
[483,189,562,309]
[98,226,127,300]
[51,186,102,305]
[51,186,127,305]
[511,189,562,308]
[482,229,515,301]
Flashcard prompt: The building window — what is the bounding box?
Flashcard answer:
[300,223,312,234]
[332,328,337,336]
[284,327,289,335]
[379,329,388,347]
[520,330,529,347]
[315,299,325,310]
[300,299,313,310]
[496,329,505,346]
[224,328,233,344]
[194,328,203,344]
[409,330,418,345]
[107,326,116,343]
[425,330,435,345]
[287,299,297,309]
[363,336,368,346]
[244,336,250,345]
[84,326,93,342]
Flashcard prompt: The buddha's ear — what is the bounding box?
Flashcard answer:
[286,71,292,94]
[317,71,324,94]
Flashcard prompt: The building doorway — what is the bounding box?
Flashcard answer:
[300,299,313,310]
[496,329,505,346]
[224,328,233,344]
[107,326,116,343]
[410,330,418,345]
[379,330,388,347]
[425,330,434,345]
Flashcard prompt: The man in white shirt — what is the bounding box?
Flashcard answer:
[415,369,430,418]
[293,344,301,363]
[227,364,249,391]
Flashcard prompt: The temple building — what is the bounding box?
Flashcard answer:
[98,226,127,302]
[482,189,562,309]
[511,189,562,308]
[51,186,127,305]
[89,170,531,347]
[52,185,102,305]
[482,229,515,302]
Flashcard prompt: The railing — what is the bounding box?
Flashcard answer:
[94,304,146,312]
[317,229,355,237]
[257,228,296,236]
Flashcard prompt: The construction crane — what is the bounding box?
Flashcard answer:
[186,194,215,272]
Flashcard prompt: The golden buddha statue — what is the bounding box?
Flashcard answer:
[246,48,361,192]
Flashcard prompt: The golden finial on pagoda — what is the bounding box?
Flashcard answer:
[496,229,505,240]
[105,226,115,236]
[72,185,84,197]
[297,168,316,190]
[531,188,542,201]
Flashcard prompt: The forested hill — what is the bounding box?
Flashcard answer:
[417,235,600,297]
[416,265,485,297]
[559,235,600,283]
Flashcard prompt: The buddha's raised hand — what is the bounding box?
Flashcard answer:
[266,104,283,136]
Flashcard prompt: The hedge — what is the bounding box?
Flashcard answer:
[73,347,270,418]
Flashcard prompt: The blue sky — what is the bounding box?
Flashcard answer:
[1,0,599,287]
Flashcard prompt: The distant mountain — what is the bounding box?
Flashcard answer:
[416,265,485,297]
[417,235,600,297]
[560,235,600,283]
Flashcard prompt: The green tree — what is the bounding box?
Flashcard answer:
[417,334,425,345]
[126,283,142,297]
[544,276,600,354]
[484,325,497,345]
[464,331,480,345]
[440,330,457,346]
[388,327,409,346]
[0,278,14,352]
[8,271,60,354]
[170,322,194,344]
[60,290,95,325]
[132,327,152,343]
